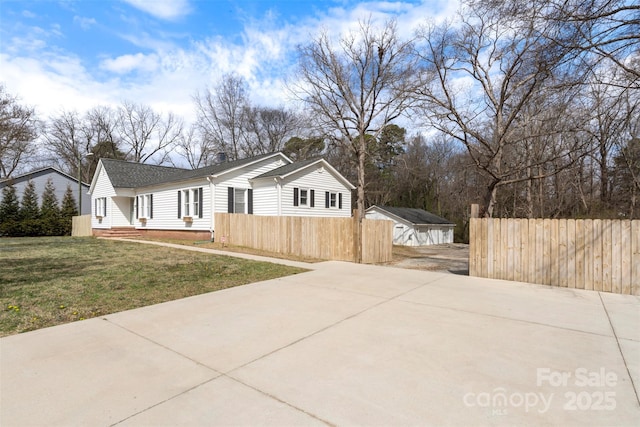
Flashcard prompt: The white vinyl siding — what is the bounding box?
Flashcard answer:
[214,156,286,214]
[279,165,351,217]
[91,166,116,229]
[132,180,209,230]
[251,180,278,215]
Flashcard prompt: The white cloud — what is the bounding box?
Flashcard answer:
[121,0,192,20]
[22,10,36,18]
[1,0,461,131]
[100,52,160,74]
[73,15,97,30]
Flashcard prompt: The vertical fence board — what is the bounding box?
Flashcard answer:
[534,219,543,284]
[528,220,536,283]
[542,219,551,286]
[520,219,529,282]
[494,218,502,279]
[486,219,494,279]
[583,219,593,291]
[480,218,489,278]
[620,220,631,295]
[507,219,515,281]
[557,220,567,287]
[513,219,522,282]
[611,220,622,294]
[567,219,576,288]
[469,218,477,276]
[550,219,559,286]
[632,221,640,296]
[593,219,603,291]
[575,220,585,290]
[602,220,613,293]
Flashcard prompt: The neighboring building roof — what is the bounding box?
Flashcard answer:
[98,152,292,189]
[252,157,356,189]
[0,167,89,188]
[368,205,455,226]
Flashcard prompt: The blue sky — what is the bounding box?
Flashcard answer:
[1,0,458,122]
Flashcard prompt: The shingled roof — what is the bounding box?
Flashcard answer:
[99,152,287,188]
[252,157,320,179]
[99,159,186,188]
[371,205,455,226]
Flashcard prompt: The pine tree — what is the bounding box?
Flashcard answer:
[0,184,21,236]
[20,180,41,236]
[59,185,78,236]
[40,178,61,236]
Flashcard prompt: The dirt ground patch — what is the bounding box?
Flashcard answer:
[389,243,469,275]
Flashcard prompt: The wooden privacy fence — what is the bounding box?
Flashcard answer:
[469,217,639,295]
[214,213,393,263]
[71,215,92,237]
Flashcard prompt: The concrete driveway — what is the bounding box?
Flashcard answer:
[1,258,639,426]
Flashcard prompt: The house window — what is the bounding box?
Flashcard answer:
[178,188,203,218]
[234,188,245,213]
[293,188,314,208]
[325,192,342,209]
[136,194,153,219]
[227,187,253,214]
[95,197,106,217]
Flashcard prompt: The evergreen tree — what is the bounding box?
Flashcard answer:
[59,185,78,236]
[40,178,61,236]
[0,184,21,236]
[20,180,41,236]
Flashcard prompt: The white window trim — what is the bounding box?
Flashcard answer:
[299,188,310,208]
[329,192,337,208]
[95,197,106,217]
[180,187,201,218]
[137,194,152,219]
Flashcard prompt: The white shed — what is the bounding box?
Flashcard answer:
[365,205,455,246]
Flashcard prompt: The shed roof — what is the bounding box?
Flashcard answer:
[369,205,455,226]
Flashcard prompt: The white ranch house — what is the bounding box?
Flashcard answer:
[365,205,455,246]
[89,152,355,239]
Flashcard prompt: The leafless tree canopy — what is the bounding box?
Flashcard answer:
[293,19,419,220]
[0,85,38,178]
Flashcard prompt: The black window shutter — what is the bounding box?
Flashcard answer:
[338,193,343,209]
[135,197,139,219]
[95,199,97,216]
[149,194,153,219]
[177,191,181,218]
[325,192,330,208]
[104,198,107,217]
[310,189,315,207]
[228,187,234,213]
[198,188,203,218]
[293,188,299,206]
[248,189,253,214]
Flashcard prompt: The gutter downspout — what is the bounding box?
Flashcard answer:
[207,176,215,241]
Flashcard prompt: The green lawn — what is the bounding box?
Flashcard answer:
[0,237,306,337]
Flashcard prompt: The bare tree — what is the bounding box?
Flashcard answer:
[413,5,588,217]
[242,106,302,156]
[293,19,418,222]
[173,124,212,169]
[194,74,249,161]
[116,101,183,164]
[473,0,640,83]
[44,110,89,179]
[0,85,39,178]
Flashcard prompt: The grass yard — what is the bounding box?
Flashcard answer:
[0,236,307,337]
